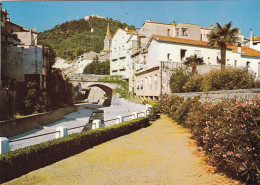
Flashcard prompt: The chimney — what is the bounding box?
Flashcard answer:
[33,27,36,32]
[208,24,214,29]
[7,17,10,22]
[173,21,176,37]
[238,43,241,53]
[250,29,253,47]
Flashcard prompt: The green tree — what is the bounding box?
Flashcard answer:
[184,55,205,76]
[23,81,45,115]
[83,57,110,75]
[169,66,190,93]
[207,22,240,69]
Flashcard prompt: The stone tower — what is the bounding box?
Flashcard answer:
[104,23,111,51]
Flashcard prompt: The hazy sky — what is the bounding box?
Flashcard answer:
[2,1,260,38]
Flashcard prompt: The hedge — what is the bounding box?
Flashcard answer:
[159,94,260,184]
[0,117,150,183]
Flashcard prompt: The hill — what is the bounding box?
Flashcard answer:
[38,16,135,61]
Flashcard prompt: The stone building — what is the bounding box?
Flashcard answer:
[1,8,50,89]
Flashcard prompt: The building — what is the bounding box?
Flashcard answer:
[110,28,138,79]
[1,8,50,89]
[134,35,260,99]
[246,29,260,51]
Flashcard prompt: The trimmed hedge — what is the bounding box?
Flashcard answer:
[0,117,150,183]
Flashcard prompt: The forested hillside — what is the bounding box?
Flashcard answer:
[38,16,135,61]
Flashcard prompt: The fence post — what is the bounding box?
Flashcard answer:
[116,115,124,124]
[92,119,101,129]
[0,137,9,154]
[132,112,138,119]
[146,104,152,115]
[55,126,68,138]
[142,110,147,117]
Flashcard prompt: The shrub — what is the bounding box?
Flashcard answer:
[0,117,150,184]
[159,94,260,184]
[147,101,160,121]
[23,81,45,115]
[169,66,190,93]
[183,74,204,92]
[200,68,255,92]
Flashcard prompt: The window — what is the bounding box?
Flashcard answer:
[145,77,148,89]
[167,53,171,60]
[137,80,139,90]
[149,76,152,90]
[176,28,179,37]
[217,52,221,63]
[182,28,188,36]
[141,79,143,89]
[208,57,211,64]
[143,56,146,63]
[246,61,250,68]
[180,49,187,60]
[194,50,201,58]
[154,75,158,90]
[258,62,260,77]
[167,29,170,36]
[234,60,237,68]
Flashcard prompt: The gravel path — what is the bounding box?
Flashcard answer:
[4,115,242,185]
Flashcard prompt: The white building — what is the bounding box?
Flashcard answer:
[110,28,138,79]
[134,35,260,99]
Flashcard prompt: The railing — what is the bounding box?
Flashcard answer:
[0,107,152,154]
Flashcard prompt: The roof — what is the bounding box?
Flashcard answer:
[245,36,260,41]
[152,34,210,47]
[111,28,136,40]
[141,20,173,27]
[6,21,38,34]
[230,46,260,58]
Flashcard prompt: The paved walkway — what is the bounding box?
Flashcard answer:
[4,115,242,185]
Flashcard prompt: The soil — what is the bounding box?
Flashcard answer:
[4,115,243,185]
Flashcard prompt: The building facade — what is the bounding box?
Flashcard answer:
[134,35,260,99]
[1,8,50,89]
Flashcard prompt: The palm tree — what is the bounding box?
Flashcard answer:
[184,55,205,76]
[207,22,240,69]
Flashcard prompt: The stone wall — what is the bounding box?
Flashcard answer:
[0,106,77,137]
[171,88,260,102]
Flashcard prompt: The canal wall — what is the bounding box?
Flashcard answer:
[0,106,77,137]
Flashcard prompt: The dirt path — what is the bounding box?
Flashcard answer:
[4,115,242,185]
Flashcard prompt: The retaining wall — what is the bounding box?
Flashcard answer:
[171,88,260,102]
[0,106,77,137]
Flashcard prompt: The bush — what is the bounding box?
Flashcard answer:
[147,101,160,121]
[200,68,255,92]
[0,117,150,183]
[170,67,256,93]
[183,74,204,92]
[169,66,190,93]
[159,94,260,184]
[23,81,45,115]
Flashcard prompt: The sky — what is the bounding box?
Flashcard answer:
[2,1,260,38]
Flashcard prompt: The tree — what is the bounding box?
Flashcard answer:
[184,55,205,76]
[207,22,240,69]
[23,81,45,115]
[83,57,110,75]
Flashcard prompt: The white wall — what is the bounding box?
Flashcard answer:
[110,29,137,79]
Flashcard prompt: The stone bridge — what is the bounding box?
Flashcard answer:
[67,74,122,98]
